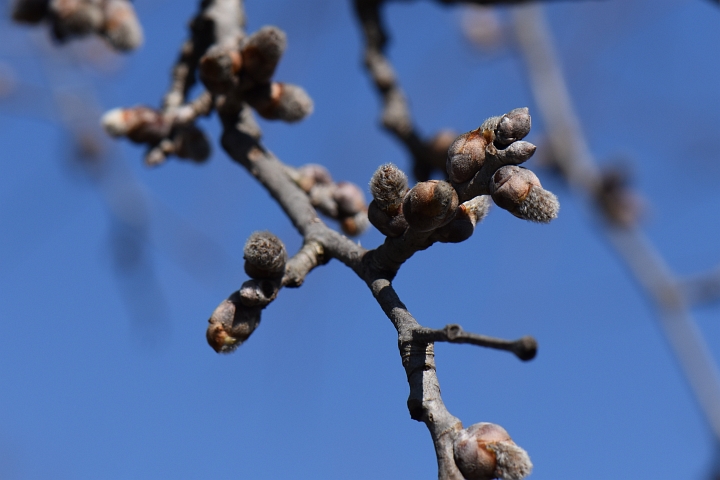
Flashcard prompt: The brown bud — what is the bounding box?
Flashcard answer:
[241,26,286,85]
[246,82,313,123]
[453,423,532,480]
[243,231,287,279]
[340,210,369,237]
[199,44,242,93]
[434,196,490,243]
[102,106,170,144]
[369,163,408,213]
[402,180,459,232]
[238,278,279,308]
[206,292,262,353]
[333,182,366,217]
[490,166,559,223]
[495,107,531,147]
[296,164,332,192]
[172,124,211,162]
[494,141,536,166]
[12,0,49,23]
[50,0,104,40]
[102,0,142,52]
[447,129,488,184]
[368,200,408,237]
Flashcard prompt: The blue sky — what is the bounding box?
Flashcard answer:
[2,0,720,478]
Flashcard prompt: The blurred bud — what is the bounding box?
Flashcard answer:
[490,166,558,223]
[102,106,170,144]
[12,0,49,23]
[596,167,641,228]
[50,0,104,40]
[241,26,286,84]
[434,196,490,243]
[426,130,458,171]
[102,0,142,51]
[206,292,262,353]
[370,163,408,214]
[340,210,369,237]
[199,43,242,92]
[244,231,287,279]
[368,200,408,237]
[495,107,531,147]
[296,164,332,192]
[461,6,504,51]
[447,129,489,184]
[333,182,366,217]
[173,124,211,162]
[453,423,532,480]
[402,180,459,232]
[246,82,313,123]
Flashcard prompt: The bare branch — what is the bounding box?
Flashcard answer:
[414,324,538,361]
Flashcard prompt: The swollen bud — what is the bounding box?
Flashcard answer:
[243,231,287,279]
[296,164,332,192]
[447,129,488,184]
[101,106,170,144]
[340,210,369,237]
[198,43,242,92]
[369,163,408,214]
[206,292,262,353]
[434,196,490,243]
[368,200,408,237]
[495,107,531,147]
[333,182,366,217]
[490,166,558,223]
[241,26,287,85]
[102,0,143,52]
[246,82,313,123]
[453,423,532,480]
[402,180,459,232]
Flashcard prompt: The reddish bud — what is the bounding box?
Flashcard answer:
[241,26,286,85]
[243,231,287,279]
[199,44,242,93]
[490,166,558,223]
[402,180,459,232]
[206,292,262,353]
[447,129,488,184]
[340,210,369,237]
[50,0,104,39]
[453,423,532,480]
[296,164,332,192]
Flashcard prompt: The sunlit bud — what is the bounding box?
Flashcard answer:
[296,164,332,192]
[453,423,532,480]
[173,124,211,162]
[199,43,242,92]
[241,26,286,85]
[446,129,488,184]
[367,200,408,237]
[206,292,261,353]
[434,196,490,243]
[243,231,287,279]
[369,163,408,214]
[340,210,369,237]
[50,0,104,39]
[495,107,531,147]
[102,0,142,51]
[12,0,49,23]
[402,180,458,232]
[490,166,558,223]
[333,181,366,217]
[101,106,170,144]
[492,141,536,166]
[246,82,313,123]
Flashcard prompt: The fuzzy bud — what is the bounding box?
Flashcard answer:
[102,0,142,51]
[495,107,531,147]
[199,43,242,93]
[101,106,170,144]
[490,166,558,223]
[241,26,286,85]
[367,200,408,237]
[333,182,366,217]
[447,129,489,184]
[296,164,332,192]
[50,0,104,40]
[402,180,459,232]
[340,210,369,237]
[12,0,49,23]
[434,196,490,243]
[206,292,262,353]
[243,231,287,279]
[246,82,313,123]
[172,124,211,162]
[453,423,532,480]
[369,163,408,214]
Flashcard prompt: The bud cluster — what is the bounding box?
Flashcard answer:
[453,423,533,480]
[12,0,143,52]
[101,105,211,166]
[447,108,559,223]
[199,26,313,123]
[291,164,369,237]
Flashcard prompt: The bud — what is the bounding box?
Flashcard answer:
[238,278,278,308]
[12,0,49,23]
[368,200,408,237]
[447,129,489,184]
[241,26,286,85]
[199,43,242,92]
[369,163,408,214]
[50,0,104,41]
[243,231,287,279]
[333,181,366,217]
[206,292,262,353]
[453,423,532,480]
[246,82,313,123]
[402,180,459,232]
[495,107,531,147]
[340,210,369,237]
[434,196,490,243]
[296,164,332,192]
[173,124,211,162]
[493,141,536,166]
[101,106,170,144]
[490,166,558,223]
[102,0,143,51]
